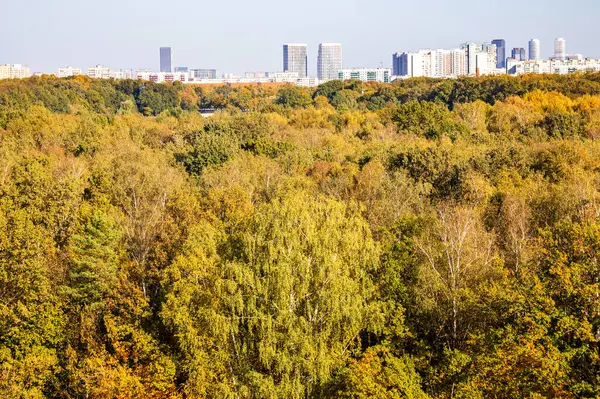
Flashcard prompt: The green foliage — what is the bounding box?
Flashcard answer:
[391,101,468,139]
[134,81,182,116]
[3,74,600,398]
[275,85,313,108]
[313,80,345,100]
[336,346,428,399]
[163,190,380,398]
[65,205,121,307]
[179,131,239,177]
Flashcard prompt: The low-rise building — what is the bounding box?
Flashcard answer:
[267,71,300,83]
[191,69,217,79]
[338,68,391,83]
[507,58,600,76]
[135,70,188,83]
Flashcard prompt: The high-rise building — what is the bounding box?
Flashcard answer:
[461,42,481,75]
[474,52,489,75]
[160,47,172,73]
[529,39,541,60]
[283,44,308,78]
[317,43,342,81]
[554,38,566,60]
[394,49,467,78]
[392,53,402,76]
[394,52,423,77]
[511,48,526,61]
[492,39,506,68]
[483,42,498,71]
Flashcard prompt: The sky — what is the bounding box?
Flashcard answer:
[1,0,599,76]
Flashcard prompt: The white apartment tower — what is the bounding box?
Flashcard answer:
[58,66,83,78]
[529,39,541,60]
[317,43,342,81]
[87,65,111,79]
[283,44,308,78]
[0,64,31,79]
[483,43,498,72]
[554,38,566,60]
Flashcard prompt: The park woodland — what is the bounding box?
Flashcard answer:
[2,74,600,398]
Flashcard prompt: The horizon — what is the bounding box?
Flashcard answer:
[1,0,598,75]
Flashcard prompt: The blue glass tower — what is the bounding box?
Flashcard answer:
[491,39,506,69]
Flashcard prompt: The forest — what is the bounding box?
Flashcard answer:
[2,73,600,398]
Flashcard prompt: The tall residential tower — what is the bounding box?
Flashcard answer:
[529,39,541,60]
[317,43,342,81]
[160,47,172,73]
[554,38,566,60]
[283,44,308,78]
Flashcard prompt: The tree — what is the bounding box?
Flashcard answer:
[162,190,380,398]
[337,346,429,399]
[415,204,501,348]
[275,85,312,108]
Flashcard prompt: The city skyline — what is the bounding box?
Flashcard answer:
[3,36,596,79]
[1,0,598,75]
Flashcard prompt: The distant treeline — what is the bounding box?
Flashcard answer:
[2,73,600,123]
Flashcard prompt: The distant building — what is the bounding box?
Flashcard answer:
[511,48,526,61]
[245,71,267,79]
[87,65,111,79]
[317,43,342,81]
[190,69,217,79]
[483,42,498,72]
[392,53,402,76]
[160,47,172,73]
[567,54,584,61]
[529,39,541,60]
[473,52,489,75]
[507,58,600,76]
[460,42,481,75]
[491,39,506,68]
[394,49,467,78]
[175,66,189,73]
[57,66,82,78]
[0,64,31,79]
[283,44,308,78]
[135,70,188,83]
[86,66,134,80]
[554,38,566,60]
[338,68,391,83]
[394,52,425,77]
[296,77,320,87]
[267,71,300,82]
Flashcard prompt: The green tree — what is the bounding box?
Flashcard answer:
[163,190,380,398]
[275,85,312,108]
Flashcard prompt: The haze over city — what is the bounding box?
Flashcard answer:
[1,0,599,75]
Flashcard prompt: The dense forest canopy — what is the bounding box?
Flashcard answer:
[2,73,600,398]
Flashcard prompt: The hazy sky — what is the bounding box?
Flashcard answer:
[1,0,599,75]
